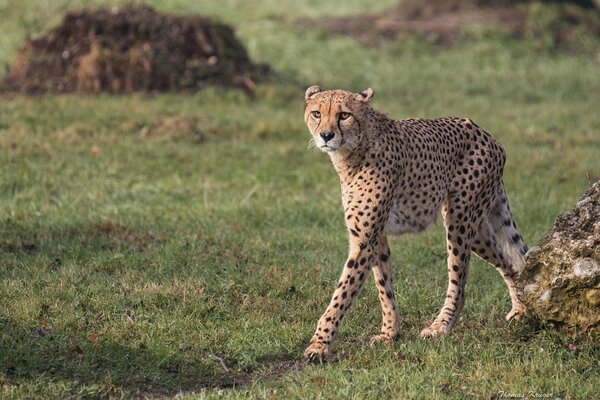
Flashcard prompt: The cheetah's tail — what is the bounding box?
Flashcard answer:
[487,184,528,274]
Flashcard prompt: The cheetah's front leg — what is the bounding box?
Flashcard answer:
[304,244,375,362]
[370,237,401,344]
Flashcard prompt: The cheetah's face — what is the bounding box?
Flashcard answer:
[304,85,374,153]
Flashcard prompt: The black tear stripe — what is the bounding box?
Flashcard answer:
[337,118,345,144]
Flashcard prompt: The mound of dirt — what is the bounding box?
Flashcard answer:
[2,6,266,94]
[307,0,600,48]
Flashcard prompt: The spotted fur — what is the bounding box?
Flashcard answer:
[303,86,528,362]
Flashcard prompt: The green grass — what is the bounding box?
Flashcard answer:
[1,0,600,398]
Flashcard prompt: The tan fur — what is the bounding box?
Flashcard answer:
[303,86,528,362]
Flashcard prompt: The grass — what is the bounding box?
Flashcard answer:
[1,0,600,398]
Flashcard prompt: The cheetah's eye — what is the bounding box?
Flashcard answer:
[311,111,321,119]
[339,112,351,120]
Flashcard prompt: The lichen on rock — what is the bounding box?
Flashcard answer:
[518,180,600,336]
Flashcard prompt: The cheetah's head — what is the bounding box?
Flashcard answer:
[304,85,374,153]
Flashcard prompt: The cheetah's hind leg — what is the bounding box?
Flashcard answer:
[420,206,475,339]
[472,191,528,322]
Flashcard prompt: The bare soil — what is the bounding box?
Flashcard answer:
[305,0,599,47]
[197,359,306,391]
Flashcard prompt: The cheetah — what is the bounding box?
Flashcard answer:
[302,85,528,362]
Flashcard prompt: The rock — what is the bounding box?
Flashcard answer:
[518,180,600,336]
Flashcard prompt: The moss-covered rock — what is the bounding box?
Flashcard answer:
[518,180,600,337]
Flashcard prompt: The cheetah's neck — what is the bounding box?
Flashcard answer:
[328,108,390,182]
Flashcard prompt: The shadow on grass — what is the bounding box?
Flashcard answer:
[0,314,306,397]
[0,219,158,257]
[0,220,307,395]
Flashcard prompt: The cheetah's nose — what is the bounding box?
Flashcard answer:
[320,131,335,142]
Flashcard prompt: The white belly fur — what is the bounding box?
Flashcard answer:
[383,203,440,236]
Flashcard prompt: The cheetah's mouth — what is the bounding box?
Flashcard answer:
[319,138,345,152]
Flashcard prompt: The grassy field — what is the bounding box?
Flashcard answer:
[1,0,599,398]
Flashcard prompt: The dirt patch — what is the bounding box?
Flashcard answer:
[320,4,525,46]
[199,359,306,390]
[0,221,156,256]
[305,0,600,48]
[252,360,306,383]
[85,221,157,251]
[2,5,267,94]
[0,240,38,254]
[119,115,206,143]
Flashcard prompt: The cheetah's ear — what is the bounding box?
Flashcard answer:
[305,85,322,102]
[356,88,374,103]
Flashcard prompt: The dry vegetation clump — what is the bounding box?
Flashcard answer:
[119,115,206,143]
[2,5,267,94]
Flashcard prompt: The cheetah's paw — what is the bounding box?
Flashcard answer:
[369,332,400,346]
[505,304,527,322]
[303,341,331,363]
[420,323,450,339]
